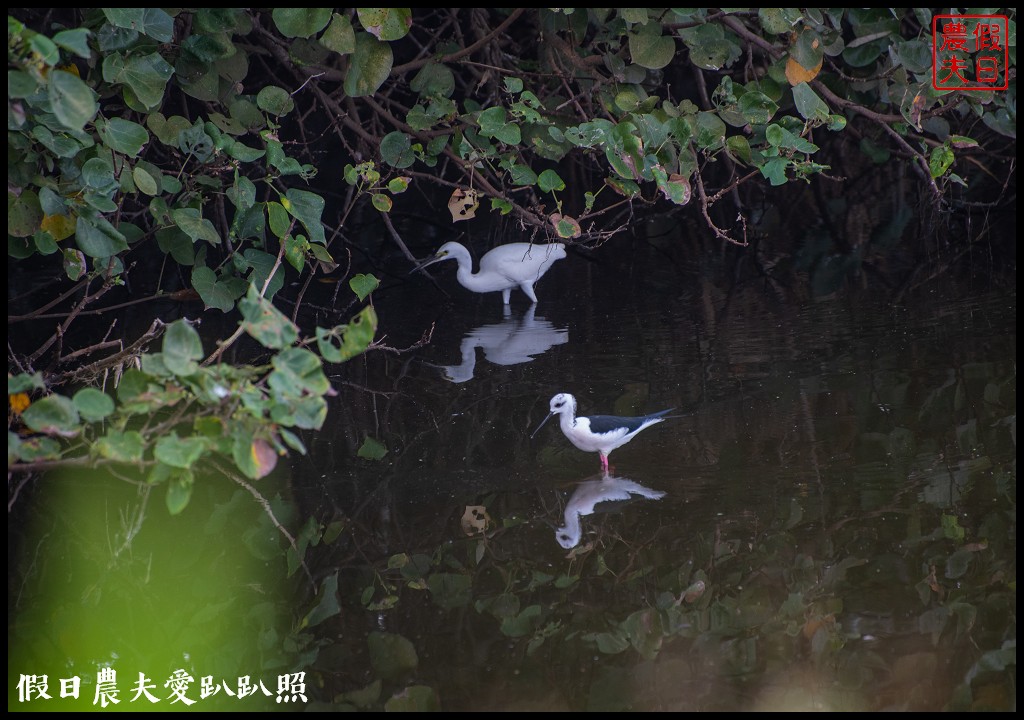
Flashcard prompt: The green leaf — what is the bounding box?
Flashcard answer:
[321,13,356,54]
[154,435,206,469]
[269,347,329,396]
[165,472,193,515]
[284,233,309,273]
[538,169,566,193]
[380,131,415,168]
[21,395,79,436]
[102,8,174,42]
[357,436,388,460]
[928,145,955,178]
[344,31,394,98]
[760,156,790,185]
[94,430,144,462]
[97,117,149,157]
[272,8,333,38]
[316,306,378,363]
[76,215,128,258]
[792,82,830,122]
[256,85,295,116]
[267,201,291,238]
[349,273,379,301]
[357,8,412,41]
[48,69,98,132]
[191,266,238,312]
[387,177,410,194]
[243,249,285,299]
[132,166,160,195]
[371,193,392,212]
[162,320,204,376]
[410,62,455,98]
[790,27,824,71]
[283,188,326,245]
[239,285,299,349]
[52,28,92,58]
[72,388,115,422]
[737,90,779,125]
[629,27,676,70]
[103,51,175,109]
[8,373,45,394]
[172,208,221,245]
[300,571,341,626]
[8,190,43,238]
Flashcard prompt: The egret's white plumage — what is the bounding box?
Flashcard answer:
[416,241,566,304]
[556,474,666,549]
[532,393,673,471]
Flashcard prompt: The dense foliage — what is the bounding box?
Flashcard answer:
[8,8,1016,494]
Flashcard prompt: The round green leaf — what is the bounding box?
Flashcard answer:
[97,117,150,157]
[165,473,193,515]
[357,8,412,41]
[410,62,455,98]
[272,8,332,38]
[21,394,79,436]
[537,169,566,193]
[52,28,92,58]
[75,215,128,258]
[256,85,295,116]
[344,32,393,98]
[380,131,414,168]
[154,435,207,469]
[162,319,204,376]
[48,69,98,132]
[321,13,356,54]
[72,387,115,422]
[94,430,144,462]
[8,190,43,238]
[371,193,392,212]
[132,166,160,195]
[792,82,830,122]
[629,28,676,70]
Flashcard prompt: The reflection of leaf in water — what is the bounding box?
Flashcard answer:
[368,630,418,679]
[427,572,472,610]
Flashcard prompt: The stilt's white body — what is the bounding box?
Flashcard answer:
[533,393,673,471]
[418,241,566,304]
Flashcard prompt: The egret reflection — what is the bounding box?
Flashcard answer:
[555,472,666,549]
[436,305,568,383]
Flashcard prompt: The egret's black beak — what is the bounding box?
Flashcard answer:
[531,412,555,439]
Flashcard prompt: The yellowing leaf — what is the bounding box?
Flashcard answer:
[9,393,31,415]
[448,187,479,222]
[40,213,76,241]
[785,55,822,85]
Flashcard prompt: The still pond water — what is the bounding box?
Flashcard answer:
[9,237,1016,711]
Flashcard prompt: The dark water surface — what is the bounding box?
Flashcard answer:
[9,239,1016,711]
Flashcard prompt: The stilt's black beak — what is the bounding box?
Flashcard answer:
[531,412,554,439]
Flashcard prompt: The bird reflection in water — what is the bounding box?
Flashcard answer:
[555,472,666,549]
[435,304,568,383]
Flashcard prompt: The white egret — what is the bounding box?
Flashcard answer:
[415,241,566,304]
